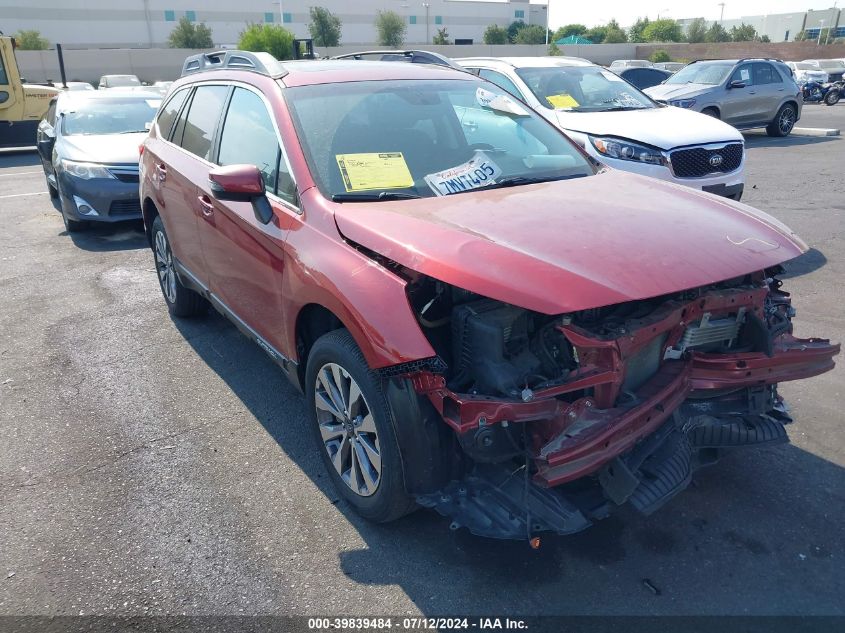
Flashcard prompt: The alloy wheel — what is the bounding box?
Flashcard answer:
[154,230,177,304]
[314,362,381,497]
[779,107,795,135]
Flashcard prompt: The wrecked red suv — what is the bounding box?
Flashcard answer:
[140,51,838,540]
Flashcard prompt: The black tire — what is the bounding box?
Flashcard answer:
[151,215,207,318]
[56,179,86,233]
[305,329,416,523]
[824,90,840,106]
[766,103,797,137]
[701,107,720,119]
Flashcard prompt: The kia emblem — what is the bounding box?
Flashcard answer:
[709,154,724,167]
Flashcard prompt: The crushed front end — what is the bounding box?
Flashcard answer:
[399,268,838,539]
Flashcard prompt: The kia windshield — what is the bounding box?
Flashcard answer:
[285,79,595,201]
[665,63,734,85]
[516,66,655,112]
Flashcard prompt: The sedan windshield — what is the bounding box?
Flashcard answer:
[285,79,594,201]
[516,66,654,112]
[62,97,161,136]
[665,63,734,85]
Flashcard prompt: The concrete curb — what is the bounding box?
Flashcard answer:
[791,127,840,137]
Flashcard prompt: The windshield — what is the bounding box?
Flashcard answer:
[61,97,161,135]
[818,60,844,70]
[515,66,654,112]
[285,79,594,201]
[665,63,734,85]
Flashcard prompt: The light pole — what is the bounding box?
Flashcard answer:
[817,19,825,45]
[718,3,725,24]
[278,0,283,25]
[544,3,549,45]
[422,2,430,44]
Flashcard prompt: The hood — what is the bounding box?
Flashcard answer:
[333,170,806,315]
[556,105,742,150]
[58,133,147,164]
[644,83,713,101]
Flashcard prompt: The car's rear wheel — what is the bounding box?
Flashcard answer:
[824,90,840,106]
[151,216,207,317]
[701,107,720,119]
[767,104,797,137]
[306,329,416,523]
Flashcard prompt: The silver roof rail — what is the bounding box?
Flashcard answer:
[181,50,288,79]
[331,49,464,70]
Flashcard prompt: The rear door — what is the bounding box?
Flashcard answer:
[196,85,296,353]
[753,62,787,121]
[155,84,229,283]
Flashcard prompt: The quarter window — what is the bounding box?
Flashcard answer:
[218,87,296,204]
[179,85,229,160]
[478,69,523,100]
[156,87,189,140]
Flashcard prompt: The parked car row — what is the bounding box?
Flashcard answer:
[36,49,839,542]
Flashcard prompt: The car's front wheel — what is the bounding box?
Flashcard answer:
[306,329,416,523]
[767,104,797,137]
[151,216,207,317]
[701,107,720,119]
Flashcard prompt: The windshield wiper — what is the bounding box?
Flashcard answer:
[600,105,650,111]
[118,130,150,134]
[475,174,584,192]
[331,191,422,202]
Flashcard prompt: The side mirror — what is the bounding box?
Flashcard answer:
[208,164,273,225]
[728,80,746,89]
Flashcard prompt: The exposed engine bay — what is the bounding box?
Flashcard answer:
[394,266,839,539]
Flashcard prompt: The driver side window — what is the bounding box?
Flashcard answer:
[731,65,753,86]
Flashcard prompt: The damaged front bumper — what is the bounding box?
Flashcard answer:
[410,286,839,539]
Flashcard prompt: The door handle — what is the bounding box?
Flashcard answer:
[155,163,167,182]
[198,194,214,217]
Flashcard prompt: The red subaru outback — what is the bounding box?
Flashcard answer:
[140,51,838,540]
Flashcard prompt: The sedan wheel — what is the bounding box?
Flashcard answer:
[154,229,177,305]
[315,362,381,496]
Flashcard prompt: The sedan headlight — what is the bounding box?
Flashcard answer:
[589,136,666,165]
[60,159,115,180]
[668,98,697,108]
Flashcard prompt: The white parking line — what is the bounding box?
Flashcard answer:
[0,171,41,177]
[0,191,47,199]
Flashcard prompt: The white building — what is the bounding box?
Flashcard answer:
[677,7,842,43]
[0,0,549,48]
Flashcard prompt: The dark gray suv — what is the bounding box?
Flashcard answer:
[645,59,802,137]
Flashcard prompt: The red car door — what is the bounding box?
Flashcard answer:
[157,84,229,283]
[195,86,298,355]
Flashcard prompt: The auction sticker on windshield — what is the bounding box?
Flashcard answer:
[547,93,579,109]
[335,152,414,192]
[424,151,503,196]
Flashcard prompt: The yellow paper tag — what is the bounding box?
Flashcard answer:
[546,94,579,109]
[335,152,414,192]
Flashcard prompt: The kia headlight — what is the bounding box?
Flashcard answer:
[668,98,697,108]
[60,159,115,180]
[589,136,665,165]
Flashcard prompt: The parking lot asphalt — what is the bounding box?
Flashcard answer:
[1,109,843,618]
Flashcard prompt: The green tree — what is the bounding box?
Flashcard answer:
[642,19,683,42]
[167,17,213,49]
[507,20,527,43]
[432,27,451,45]
[627,17,650,43]
[375,10,406,47]
[514,24,547,45]
[585,25,608,43]
[704,21,731,43]
[548,42,562,56]
[649,49,672,63]
[760,34,771,43]
[730,23,757,42]
[13,29,49,50]
[238,23,295,60]
[603,19,628,43]
[553,24,587,41]
[685,17,707,43]
[308,7,342,47]
[483,24,509,44]
[793,30,808,41]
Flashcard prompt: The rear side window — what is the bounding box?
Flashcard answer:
[218,87,296,204]
[179,85,229,160]
[753,63,781,85]
[157,88,189,139]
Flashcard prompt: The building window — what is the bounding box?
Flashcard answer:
[264,12,274,23]
[435,15,442,25]
[410,15,416,24]
[283,12,292,23]
[514,10,525,18]
[164,10,175,21]
[185,10,196,22]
